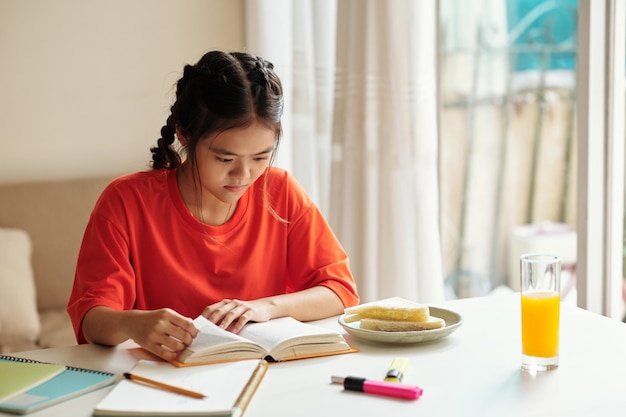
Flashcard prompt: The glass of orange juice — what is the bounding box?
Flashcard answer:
[520,254,561,372]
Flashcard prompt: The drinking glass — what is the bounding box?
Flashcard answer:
[520,254,561,372]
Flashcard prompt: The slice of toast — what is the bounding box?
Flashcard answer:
[359,316,445,332]
[344,297,430,322]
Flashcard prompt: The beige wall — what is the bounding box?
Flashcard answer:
[0,0,244,185]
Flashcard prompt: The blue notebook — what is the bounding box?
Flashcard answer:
[0,355,117,415]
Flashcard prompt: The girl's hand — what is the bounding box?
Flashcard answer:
[201,287,346,334]
[82,306,199,362]
[202,299,272,334]
[125,308,198,361]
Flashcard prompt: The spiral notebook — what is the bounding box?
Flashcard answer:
[0,361,66,403]
[0,355,117,415]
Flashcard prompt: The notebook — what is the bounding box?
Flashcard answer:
[0,361,66,402]
[93,359,268,417]
[0,355,117,415]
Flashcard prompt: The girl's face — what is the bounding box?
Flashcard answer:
[192,121,276,207]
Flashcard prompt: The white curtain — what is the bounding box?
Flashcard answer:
[330,0,443,303]
[245,0,444,304]
[244,0,336,212]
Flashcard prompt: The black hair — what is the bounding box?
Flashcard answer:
[150,51,284,170]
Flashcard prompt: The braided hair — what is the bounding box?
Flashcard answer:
[150,51,284,170]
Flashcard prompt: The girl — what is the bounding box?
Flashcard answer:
[67,51,359,361]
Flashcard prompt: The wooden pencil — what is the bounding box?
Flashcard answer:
[123,372,206,399]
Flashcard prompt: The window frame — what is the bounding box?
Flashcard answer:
[576,0,625,319]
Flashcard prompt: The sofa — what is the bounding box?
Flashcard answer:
[0,175,116,353]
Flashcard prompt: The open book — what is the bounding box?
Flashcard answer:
[172,316,355,366]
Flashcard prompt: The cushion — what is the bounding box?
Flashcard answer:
[37,309,76,348]
[0,228,41,345]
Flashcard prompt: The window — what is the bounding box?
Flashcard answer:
[438,0,624,319]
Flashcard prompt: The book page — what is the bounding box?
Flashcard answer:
[238,317,350,361]
[177,317,267,363]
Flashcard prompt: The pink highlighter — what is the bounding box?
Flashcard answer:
[331,376,423,400]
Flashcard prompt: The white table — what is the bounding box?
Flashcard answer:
[4,294,626,417]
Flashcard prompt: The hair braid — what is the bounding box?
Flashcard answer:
[150,114,181,169]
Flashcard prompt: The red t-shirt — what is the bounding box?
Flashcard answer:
[67,167,358,343]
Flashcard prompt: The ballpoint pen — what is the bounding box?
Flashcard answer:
[331,376,422,400]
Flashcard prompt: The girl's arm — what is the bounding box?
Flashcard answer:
[82,306,198,361]
[202,286,345,333]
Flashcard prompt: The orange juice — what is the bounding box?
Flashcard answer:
[521,291,560,358]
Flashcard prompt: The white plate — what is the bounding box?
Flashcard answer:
[337,306,463,344]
